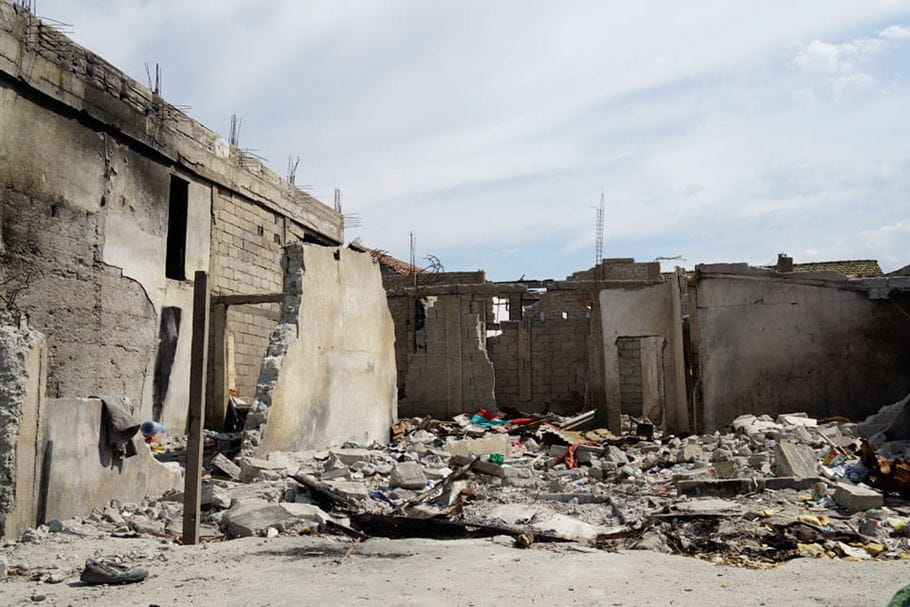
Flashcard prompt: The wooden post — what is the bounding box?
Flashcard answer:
[204,302,228,430]
[183,271,209,544]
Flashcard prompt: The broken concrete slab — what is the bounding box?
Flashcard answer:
[777,413,817,427]
[329,448,379,466]
[278,503,333,528]
[239,457,287,483]
[390,462,428,490]
[222,500,302,537]
[677,476,823,497]
[202,484,232,510]
[443,435,511,457]
[485,504,618,541]
[833,482,884,511]
[773,441,818,479]
[731,414,782,435]
[212,453,241,480]
[323,481,369,501]
[675,499,739,513]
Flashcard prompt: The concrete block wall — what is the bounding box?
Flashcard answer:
[488,289,592,414]
[211,188,290,400]
[399,294,496,418]
[616,337,644,416]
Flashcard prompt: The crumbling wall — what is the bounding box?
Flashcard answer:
[385,295,416,398]
[399,294,496,418]
[244,244,397,453]
[0,1,343,431]
[488,290,591,415]
[694,265,910,431]
[0,320,46,537]
[210,187,300,401]
[0,189,158,411]
[41,398,183,522]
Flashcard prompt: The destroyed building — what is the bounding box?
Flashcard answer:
[0,1,396,534]
[379,253,910,435]
[2,2,910,602]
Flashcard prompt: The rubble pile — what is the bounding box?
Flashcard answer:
[7,400,910,572]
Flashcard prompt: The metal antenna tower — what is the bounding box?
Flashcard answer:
[594,189,605,266]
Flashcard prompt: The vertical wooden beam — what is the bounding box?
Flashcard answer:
[183,271,209,545]
[204,302,227,430]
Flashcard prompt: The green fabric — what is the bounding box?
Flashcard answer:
[888,585,910,607]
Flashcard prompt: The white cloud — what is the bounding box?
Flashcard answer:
[32,1,910,279]
[880,24,910,39]
[792,38,882,74]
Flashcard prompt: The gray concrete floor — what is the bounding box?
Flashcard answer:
[1,534,908,606]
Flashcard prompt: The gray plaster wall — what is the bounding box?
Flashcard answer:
[245,244,397,453]
[694,267,910,431]
[599,282,688,434]
[0,321,46,537]
[41,398,183,522]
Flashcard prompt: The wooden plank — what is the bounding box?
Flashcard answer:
[182,270,210,545]
[211,292,283,306]
[204,302,227,430]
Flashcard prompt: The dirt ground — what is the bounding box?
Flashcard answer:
[1,534,908,606]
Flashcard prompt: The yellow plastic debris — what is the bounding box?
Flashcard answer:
[864,543,886,556]
[798,514,829,527]
[797,543,827,558]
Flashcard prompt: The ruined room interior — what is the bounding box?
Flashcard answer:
[1,0,910,604]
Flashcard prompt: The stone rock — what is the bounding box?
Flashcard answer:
[212,453,241,480]
[640,453,660,469]
[443,435,511,457]
[773,442,818,479]
[732,415,781,435]
[222,500,301,537]
[324,481,369,500]
[833,482,884,511]
[201,484,232,510]
[390,462,428,489]
[777,413,817,427]
[602,446,629,465]
[712,459,738,479]
[0,556,6,580]
[390,489,417,501]
[676,498,739,513]
[677,445,703,463]
[239,457,287,483]
[279,503,332,528]
[328,448,376,465]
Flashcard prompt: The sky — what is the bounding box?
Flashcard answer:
[36,0,910,280]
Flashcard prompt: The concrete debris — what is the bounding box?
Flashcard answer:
[389,462,428,490]
[833,482,885,511]
[773,442,818,479]
[9,400,910,570]
[212,453,241,480]
[222,501,303,538]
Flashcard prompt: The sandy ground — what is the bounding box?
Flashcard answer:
[1,534,909,606]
